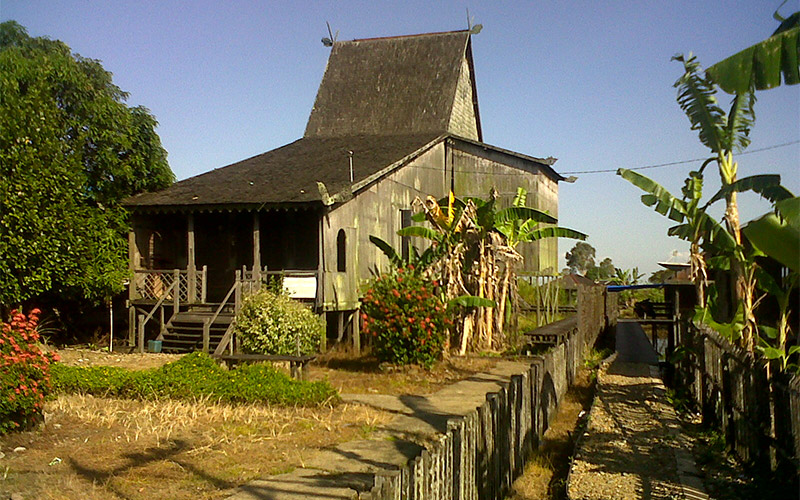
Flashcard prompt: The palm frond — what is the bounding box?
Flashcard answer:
[397,226,442,241]
[495,206,557,225]
[618,168,687,222]
[706,25,800,93]
[673,54,726,153]
[512,186,527,207]
[521,226,587,242]
[722,91,756,153]
[369,236,402,267]
[703,174,789,209]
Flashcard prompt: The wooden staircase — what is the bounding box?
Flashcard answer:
[161,305,234,353]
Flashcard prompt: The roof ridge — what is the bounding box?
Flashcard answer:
[347,29,470,44]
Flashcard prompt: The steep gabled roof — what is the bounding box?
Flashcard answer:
[304,30,481,140]
[124,133,441,211]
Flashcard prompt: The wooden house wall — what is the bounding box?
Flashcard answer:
[450,142,560,275]
[131,213,188,270]
[321,143,447,311]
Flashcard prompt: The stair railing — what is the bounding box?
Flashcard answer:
[136,277,180,353]
[205,271,240,354]
[213,268,264,355]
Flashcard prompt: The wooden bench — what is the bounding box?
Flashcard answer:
[213,354,317,380]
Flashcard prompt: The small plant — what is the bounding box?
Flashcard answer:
[235,289,324,356]
[1,308,59,434]
[361,266,452,368]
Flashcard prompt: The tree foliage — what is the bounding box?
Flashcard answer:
[565,242,596,275]
[0,21,174,308]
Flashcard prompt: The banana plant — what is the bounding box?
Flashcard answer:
[494,187,587,333]
[618,168,734,308]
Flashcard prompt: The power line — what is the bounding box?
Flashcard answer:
[560,140,800,175]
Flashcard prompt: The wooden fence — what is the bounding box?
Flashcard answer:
[675,321,800,478]
[360,283,617,499]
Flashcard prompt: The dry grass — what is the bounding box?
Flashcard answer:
[1,347,495,500]
[508,368,596,500]
[0,395,392,500]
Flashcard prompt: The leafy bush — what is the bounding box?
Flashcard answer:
[1,309,58,434]
[362,266,452,367]
[51,352,337,406]
[234,289,323,356]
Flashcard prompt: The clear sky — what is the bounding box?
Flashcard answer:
[3,0,798,276]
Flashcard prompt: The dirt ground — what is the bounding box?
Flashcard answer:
[0,347,497,500]
[507,367,596,500]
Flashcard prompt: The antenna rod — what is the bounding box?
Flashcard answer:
[348,150,354,183]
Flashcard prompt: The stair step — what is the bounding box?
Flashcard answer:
[167,325,229,332]
[172,314,233,324]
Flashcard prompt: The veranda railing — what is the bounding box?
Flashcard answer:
[131,266,207,304]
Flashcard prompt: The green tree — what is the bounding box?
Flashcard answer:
[0,21,174,310]
[566,242,596,275]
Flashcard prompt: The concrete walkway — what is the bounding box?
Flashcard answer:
[227,360,530,500]
[568,322,709,500]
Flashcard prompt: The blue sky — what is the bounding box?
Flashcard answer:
[3,0,798,276]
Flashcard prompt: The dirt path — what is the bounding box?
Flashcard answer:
[568,357,708,500]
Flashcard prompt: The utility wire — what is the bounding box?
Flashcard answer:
[560,140,800,175]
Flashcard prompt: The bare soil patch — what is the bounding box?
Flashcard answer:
[310,350,498,395]
[507,367,595,500]
[54,347,182,371]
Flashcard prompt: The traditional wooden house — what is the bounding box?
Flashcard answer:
[124,30,566,352]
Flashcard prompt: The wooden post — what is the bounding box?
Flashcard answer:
[201,265,208,303]
[337,311,344,343]
[252,212,261,281]
[128,305,136,347]
[173,269,180,315]
[137,314,145,353]
[350,309,361,354]
[317,216,325,311]
[128,229,139,302]
[320,312,327,353]
[352,309,361,354]
[187,213,196,303]
[159,307,166,339]
[202,317,210,353]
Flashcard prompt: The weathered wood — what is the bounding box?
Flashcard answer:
[137,314,145,354]
[128,304,136,347]
[202,317,210,353]
[352,309,361,354]
[187,213,196,302]
[252,212,261,274]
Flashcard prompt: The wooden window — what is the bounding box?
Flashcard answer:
[337,229,346,272]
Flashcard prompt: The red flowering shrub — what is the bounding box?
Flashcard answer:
[361,267,452,367]
[0,309,58,434]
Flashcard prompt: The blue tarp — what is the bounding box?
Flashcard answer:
[606,284,666,292]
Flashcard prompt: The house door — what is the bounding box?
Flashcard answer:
[194,212,253,302]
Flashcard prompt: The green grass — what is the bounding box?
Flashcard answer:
[50,352,338,406]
